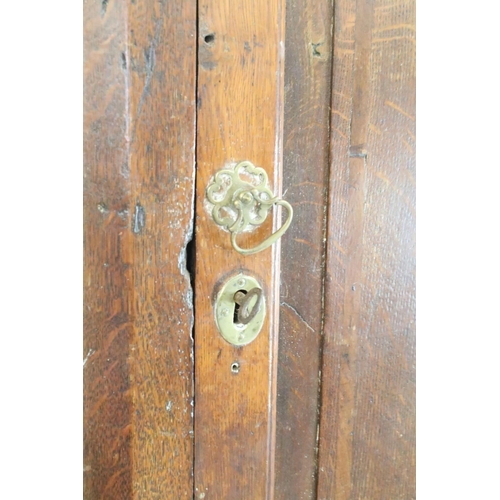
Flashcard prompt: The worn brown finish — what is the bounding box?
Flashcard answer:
[84,0,415,496]
[274,0,334,498]
[194,0,286,498]
[83,0,197,497]
[84,2,132,496]
[317,0,416,498]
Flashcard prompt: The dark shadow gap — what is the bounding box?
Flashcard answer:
[191,1,200,498]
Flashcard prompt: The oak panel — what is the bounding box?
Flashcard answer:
[84,1,133,496]
[275,0,334,497]
[127,1,197,497]
[84,1,197,497]
[317,0,416,498]
[194,0,286,497]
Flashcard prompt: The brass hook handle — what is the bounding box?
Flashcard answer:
[230,199,293,255]
[206,161,294,256]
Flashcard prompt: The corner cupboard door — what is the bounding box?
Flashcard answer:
[84,0,415,498]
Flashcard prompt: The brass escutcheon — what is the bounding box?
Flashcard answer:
[215,274,265,346]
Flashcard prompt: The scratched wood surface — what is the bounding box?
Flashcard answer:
[274,0,334,498]
[83,0,196,498]
[193,0,286,498]
[316,0,416,498]
[83,2,131,496]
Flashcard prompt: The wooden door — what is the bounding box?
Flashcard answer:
[83,0,415,498]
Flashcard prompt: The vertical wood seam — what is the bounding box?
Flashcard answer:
[192,1,200,499]
[313,0,338,497]
[267,1,286,498]
[316,0,360,495]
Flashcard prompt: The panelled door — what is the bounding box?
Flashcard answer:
[83,0,415,498]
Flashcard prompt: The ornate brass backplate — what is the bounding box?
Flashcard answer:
[206,160,293,255]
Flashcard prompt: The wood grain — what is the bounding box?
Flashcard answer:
[84,2,133,496]
[84,0,415,496]
[84,1,197,497]
[316,0,416,498]
[274,0,334,498]
[194,0,286,498]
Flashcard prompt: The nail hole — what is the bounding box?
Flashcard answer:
[311,42,323,57]
[230,361,240,374]
[204,33,215,45]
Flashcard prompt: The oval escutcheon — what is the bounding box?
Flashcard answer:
[214,273,266,347]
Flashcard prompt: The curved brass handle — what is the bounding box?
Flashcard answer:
[230,199,293,255]
[206,161,294,256]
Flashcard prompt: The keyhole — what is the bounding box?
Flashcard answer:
[233,289,247,324]
[233,287,263,325]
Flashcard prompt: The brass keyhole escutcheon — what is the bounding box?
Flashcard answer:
[215,274,265,346]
